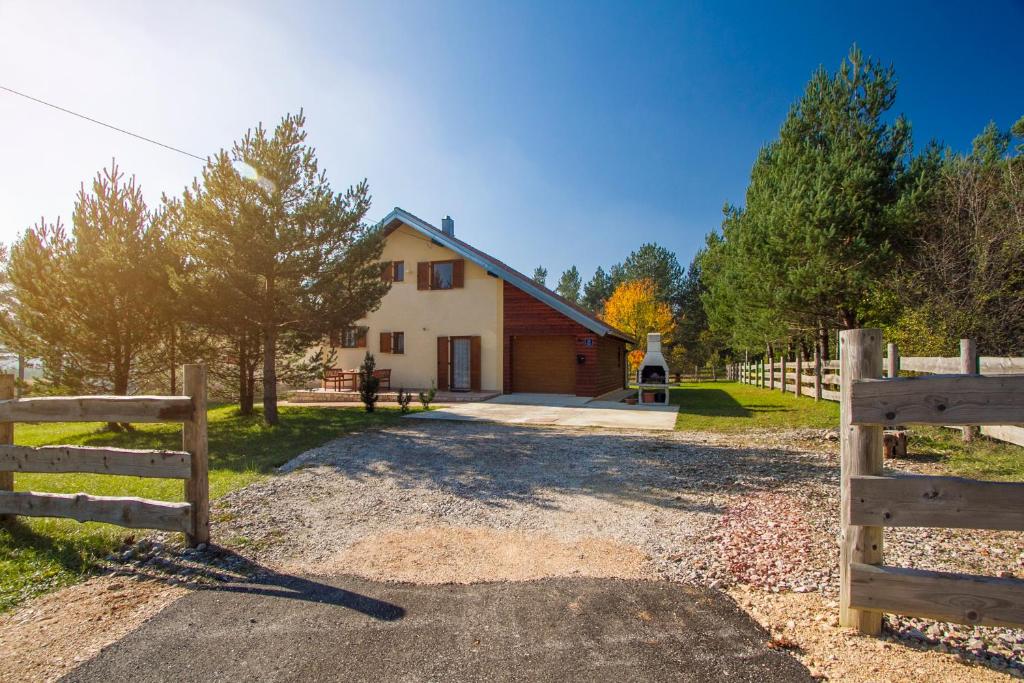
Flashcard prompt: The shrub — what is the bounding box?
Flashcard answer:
[418,382,436,409]
[358,352,380,412]
[396,388,412,413]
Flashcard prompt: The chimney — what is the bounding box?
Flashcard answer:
[441,215,454,236]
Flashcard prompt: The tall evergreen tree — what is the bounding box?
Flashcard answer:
[610,243,684,311]
[531,266,548,287]
[739,45,916,331]
[181,111,388,425]
[555,265,582,304]
[582,266,613,312]
[1,162,175,400]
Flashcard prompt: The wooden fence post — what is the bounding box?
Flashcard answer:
[839,329,884,635]
[183,364,209,546]
[960,338,978,443]
[886,342,899,379]
[0,374,13,523]
[795,350,803,398]
[814,347,822,402]
[768,349,775,390]
[780,353,787,393]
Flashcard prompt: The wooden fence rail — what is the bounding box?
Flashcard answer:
[0,364,209,545]
[731,340,1024,447]
[838,329,1024,634]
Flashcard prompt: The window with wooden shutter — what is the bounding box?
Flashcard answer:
[379,332,392,353]
[356,328,367,348]
[452,259,465,288]
[417,262,430,290]
[470,335,481,390]
[392,331,404,354]
[436,336,449,390]
[380,261,393,283]
[393,261,405,282]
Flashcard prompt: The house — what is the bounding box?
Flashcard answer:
[327,208,633,397]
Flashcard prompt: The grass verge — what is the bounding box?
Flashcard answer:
[672,381,1022,481]
[0,403,411,612]
[672,381,839,432]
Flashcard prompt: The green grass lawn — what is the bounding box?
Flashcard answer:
[672,381,839,432]
[672,381,1023,481]
[0,403,411,612]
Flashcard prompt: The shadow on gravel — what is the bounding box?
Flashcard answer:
[103,546,405,622]
[281,421,836,514]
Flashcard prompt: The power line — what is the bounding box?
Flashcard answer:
[0,84,206,162]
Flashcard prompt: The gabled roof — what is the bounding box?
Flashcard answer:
[378,207,635,343]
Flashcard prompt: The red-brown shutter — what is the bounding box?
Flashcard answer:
[436,336,449,390]
[417,262,430,290]
[452,259,465,288]
[357,329,367,348]
[470,336,481,391]
[381,261,393,282]
[379,332,392,353]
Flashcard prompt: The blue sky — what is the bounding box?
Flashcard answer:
[1,1,1021,284]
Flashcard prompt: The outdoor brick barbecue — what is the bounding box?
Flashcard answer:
[637,332,670,405]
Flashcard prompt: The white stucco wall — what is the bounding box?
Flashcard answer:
[330,223,504,391]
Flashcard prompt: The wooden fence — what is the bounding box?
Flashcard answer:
[731,341,1024,447]
[672,366,727,383]
[0,364,209,546]
[838,329,1024,634]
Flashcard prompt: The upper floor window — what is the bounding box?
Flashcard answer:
[417,259,465,290]
[334,327,366,348]
[381,260,405,283]
[432,262,454,289]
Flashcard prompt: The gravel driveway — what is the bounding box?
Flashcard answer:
[207,420,1024,680]
[212,421,831,585]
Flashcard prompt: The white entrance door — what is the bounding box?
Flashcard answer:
[452,338,471,391]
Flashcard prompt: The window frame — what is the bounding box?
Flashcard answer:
[392,331,405,354]
[431,260,456,290]
[340,327,366,349]
[392,260,405,282]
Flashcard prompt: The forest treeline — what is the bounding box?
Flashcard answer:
[0,111,388,425]
[545,46,1024,368]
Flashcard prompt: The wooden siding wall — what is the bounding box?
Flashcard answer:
[502,282,626,396]
[595,335,626,396]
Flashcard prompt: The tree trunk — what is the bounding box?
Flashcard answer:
[238,330,254,415]
[840,309,858,330]
[818,322,830,361]
[262,326,278,425]
[111,367,130,432]
[169,325,178,395]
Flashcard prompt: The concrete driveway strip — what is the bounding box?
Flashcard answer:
[64,575,811,683]
[407,401,679,431]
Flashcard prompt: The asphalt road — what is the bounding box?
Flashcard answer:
[64,575,811,682]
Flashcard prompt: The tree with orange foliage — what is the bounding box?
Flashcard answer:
[601,279,675,375]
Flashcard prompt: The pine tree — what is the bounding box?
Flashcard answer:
[582,266,613,312]
[181,111,389,425]
[610,243,684,311]
[532,266,548,287]
[555,265,582,304]
[1,162,176,402]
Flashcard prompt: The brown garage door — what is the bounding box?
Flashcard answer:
[511,335,576,394]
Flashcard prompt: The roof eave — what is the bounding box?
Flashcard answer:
[380,208,635,343]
